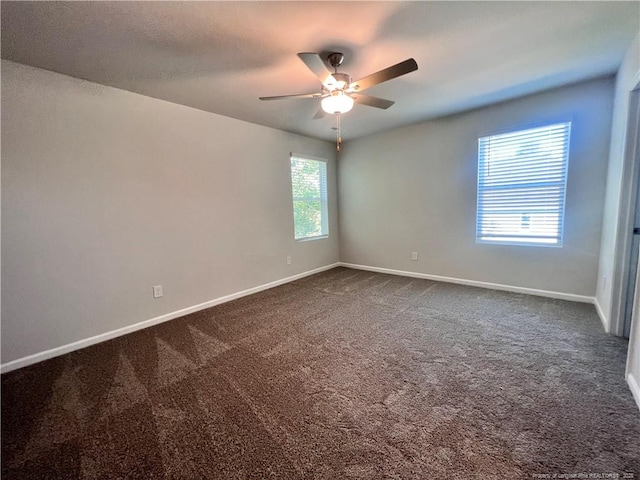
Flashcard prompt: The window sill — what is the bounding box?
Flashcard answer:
[476,239,562,248]
[295,235,329,243]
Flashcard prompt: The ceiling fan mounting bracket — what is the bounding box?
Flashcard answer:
[327,52,345,71]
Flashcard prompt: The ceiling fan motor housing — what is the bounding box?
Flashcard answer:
[328,72,351,90]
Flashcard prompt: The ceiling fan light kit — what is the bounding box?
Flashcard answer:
[321,90,354,114]
[259,51,418,151]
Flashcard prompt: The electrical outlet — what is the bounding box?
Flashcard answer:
[286,256,292,265]
[153,285,163,298]
[411,252,418,261]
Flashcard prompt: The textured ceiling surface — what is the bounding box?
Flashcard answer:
[2,1,639,141]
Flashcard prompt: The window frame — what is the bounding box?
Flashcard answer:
[475,121,571,248]
[289,153,329,241]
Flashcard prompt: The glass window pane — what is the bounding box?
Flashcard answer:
[476,123,570,247]
[291,156,328,240]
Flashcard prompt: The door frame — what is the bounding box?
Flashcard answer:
[610,74,640,337]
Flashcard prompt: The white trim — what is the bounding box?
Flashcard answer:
[594,297,610,333]
[609,80,640,337]
[296,234,329,243]
[627,373,640,412]
[0,263,340,374]
[339,262,594,304]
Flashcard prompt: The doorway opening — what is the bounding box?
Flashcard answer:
[621,86,640,338]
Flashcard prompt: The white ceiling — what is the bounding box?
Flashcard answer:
[2,1,639,142]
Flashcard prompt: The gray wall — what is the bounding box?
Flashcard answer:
[338,77,614,297]
[1,60,338,364]
[596,33,640,333]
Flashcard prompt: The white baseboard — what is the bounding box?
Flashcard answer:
[339,262,595,304]
[0,262,340,374]
[0,262,604,373]
[627,373,640,412]
[593,297,610,333]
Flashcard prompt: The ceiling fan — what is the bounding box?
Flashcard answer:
[259,52,418,149]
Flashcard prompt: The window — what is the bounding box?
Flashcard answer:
[290,154,328,240]
[476,122,571,247]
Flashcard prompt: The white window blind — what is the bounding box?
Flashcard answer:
[476,122,571,246]
[290,155,328,240]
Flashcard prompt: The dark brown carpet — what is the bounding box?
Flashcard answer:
[2,267,640,479]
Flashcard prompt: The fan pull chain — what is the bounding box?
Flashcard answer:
[336,112,342,152]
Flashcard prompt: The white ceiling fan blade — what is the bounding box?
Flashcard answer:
[298,53,337,88]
